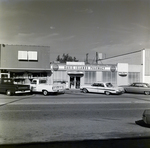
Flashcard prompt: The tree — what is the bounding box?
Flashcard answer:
[56,54,78,63]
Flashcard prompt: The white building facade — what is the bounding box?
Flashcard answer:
[50,48,150,89]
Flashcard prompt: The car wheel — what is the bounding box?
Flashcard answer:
[82,88,88,93]
[6,90,12,96]
[43,90,48,96]
[105,91,110,95]
[144,91,150,95]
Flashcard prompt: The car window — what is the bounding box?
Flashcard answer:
[143,84,148,87]
[131,83,135,86]
[31,80,37,84]
[98,83,104,87]
[106,83,113,87]
[134,84,140,87]
[92,83,98,86]
[39,80,47,84]
[136,84,144,87]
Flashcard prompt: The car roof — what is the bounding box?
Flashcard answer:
[132,82,149,84]
[93,82,111,84]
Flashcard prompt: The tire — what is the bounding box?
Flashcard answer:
[105,91,110,95]
[82,88,88,93]
[6,90,12,96]
[144,91,150,95]
[42,90,48,96]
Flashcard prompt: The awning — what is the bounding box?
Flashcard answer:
[67,71,84,75]
[0,68,51,73]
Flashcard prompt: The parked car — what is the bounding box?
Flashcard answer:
[30,78,65,96]
[80,82,124,95]
[119,82,150,95]
[0,78,30,96]
[53,80,69,90]
[143,109,150,124]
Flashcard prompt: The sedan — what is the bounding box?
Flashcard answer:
[80,82,124,95]
[120,82,150,95]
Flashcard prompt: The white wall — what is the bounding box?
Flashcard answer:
[96,72,103,82]
[144,76,150,83]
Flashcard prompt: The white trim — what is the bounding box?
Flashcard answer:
[142,50,145,82]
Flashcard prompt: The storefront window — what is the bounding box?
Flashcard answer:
[128,72,140,84]
[85,71,96,84]
[103,71,117,86]
[53,71,67,81]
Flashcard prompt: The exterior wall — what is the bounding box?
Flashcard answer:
[96,72,103,82]
[144,49,150,83]
[99,49,150,83]
[117,63,128,86]
[0,44,50,69]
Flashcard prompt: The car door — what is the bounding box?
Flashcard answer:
[89,83,98,93]
[127,83,138,93]
[97,83,105,93]
[30,80,37,91]
[138,83,149,93]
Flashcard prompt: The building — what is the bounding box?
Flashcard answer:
[51,62,118,89]
[51,48,150,88]
[99,48,150,85]
[1,44,149,88]
[0,44,51,84]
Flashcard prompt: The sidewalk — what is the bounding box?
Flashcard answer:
[65,89,81,94]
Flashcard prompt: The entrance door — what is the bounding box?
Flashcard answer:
[70,77,75,89]
[70,76,81,89]
[76,77,80,89]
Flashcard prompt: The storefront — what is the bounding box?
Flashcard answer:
[0,44,52,84]
[51,48,150,89]
[0,44,149,88]
[51,62,120,89]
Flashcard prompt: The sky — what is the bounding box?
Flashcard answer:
[0,0,150,62]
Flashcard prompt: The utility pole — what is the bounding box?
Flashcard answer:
[86,53,89,64]
[96,52,98,64]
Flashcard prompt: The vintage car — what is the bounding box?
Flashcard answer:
[0,78,30,96]
[143,109,150,124]
[119,82,150,95]
[80,82,124,95]
[30,78,65,96]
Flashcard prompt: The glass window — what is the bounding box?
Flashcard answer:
[31,80,37,84]
[39,80,47,84]
[92,83,98,86]
[128,72,140,84]
[98,83,104,87]
[85,71,96,84]
[103,72,117,86]
[106,83,113,87]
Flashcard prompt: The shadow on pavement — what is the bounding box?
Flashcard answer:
[1,137,150,148]
[135,120,150,128]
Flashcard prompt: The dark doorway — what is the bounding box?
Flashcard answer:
[69,76,81,89]
[76,77,80,89]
